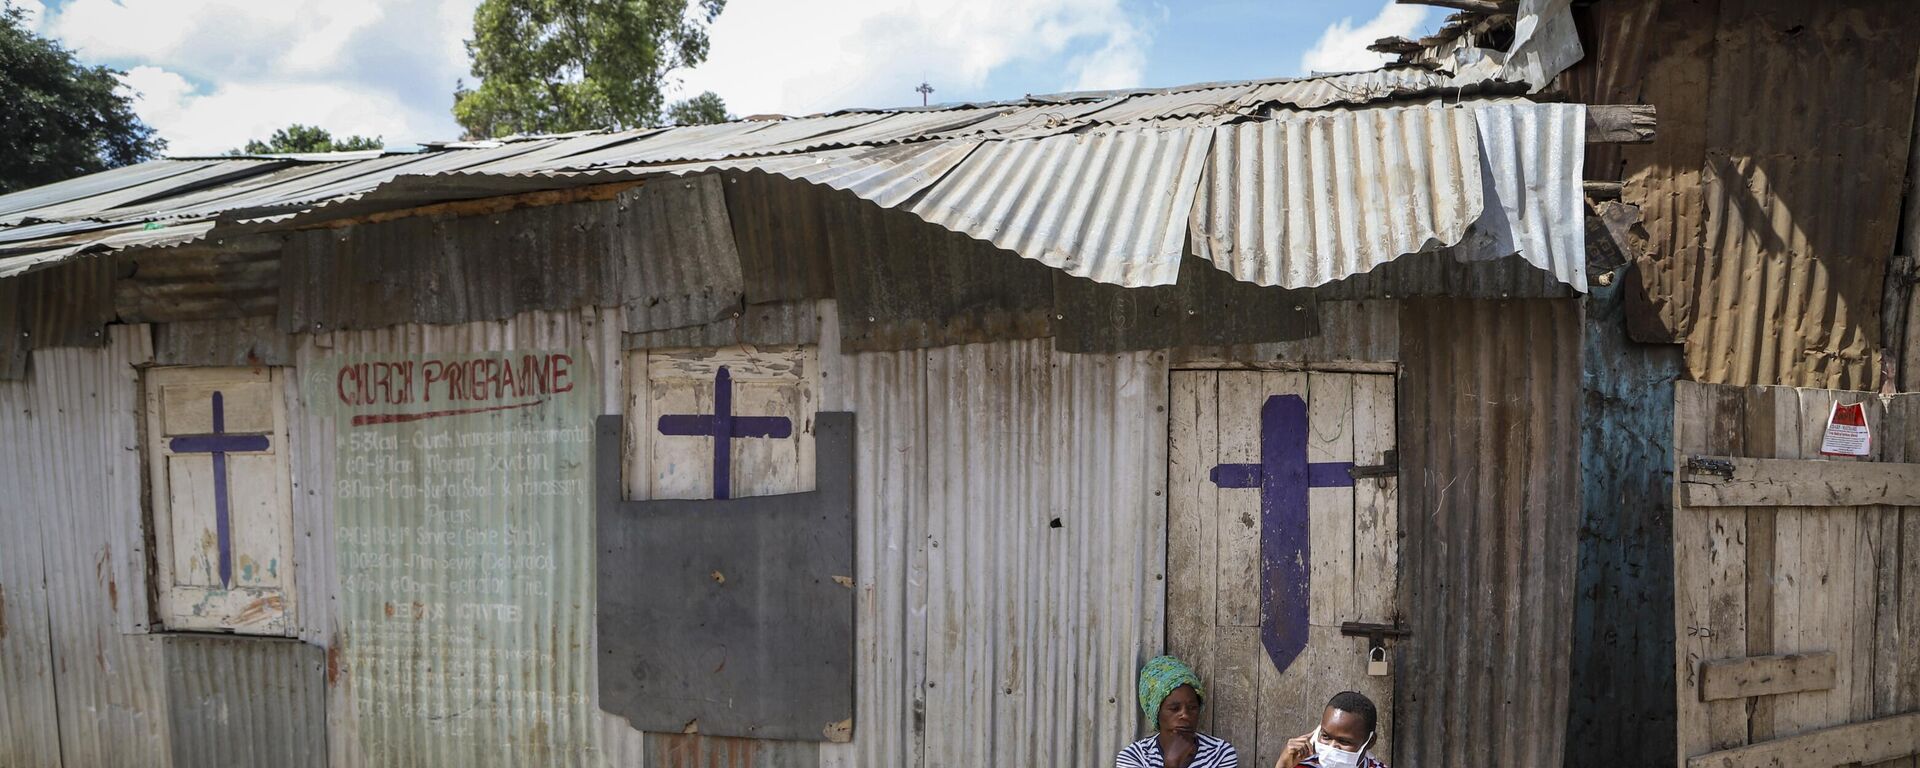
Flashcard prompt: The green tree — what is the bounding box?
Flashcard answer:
[666,90,729,126]
[0,2,165,194]
[454,0,727,138]
[234,124,383,155]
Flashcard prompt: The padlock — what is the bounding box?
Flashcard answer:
[1367,645,1389,676]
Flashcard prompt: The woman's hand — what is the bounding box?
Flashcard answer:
[1274,731,1314,768]
[1161,730,1198,768]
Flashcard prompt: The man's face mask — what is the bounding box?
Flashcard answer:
[1311,725,1373,768]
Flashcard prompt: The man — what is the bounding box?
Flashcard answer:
[1273,691,1386,768]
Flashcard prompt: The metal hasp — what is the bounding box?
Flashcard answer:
[1339,620,1410,656]
[596,412,856,742]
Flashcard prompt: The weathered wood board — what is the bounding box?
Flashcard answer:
[144,365,295,634]
[1699,653,1837,702]
[1682,456,1920,507]
[1685,712,1920,768]
[1169,371,1397,767]
[1673,381,1920,767]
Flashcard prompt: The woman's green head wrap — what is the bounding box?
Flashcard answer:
[1137,655,1204,722]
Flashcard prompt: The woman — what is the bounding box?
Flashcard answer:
[1115,655,1240,768]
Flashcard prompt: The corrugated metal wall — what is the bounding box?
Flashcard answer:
[0,325,170,767]
[1567,272,1681,766]
[278,177,741,336]
[1614,0,1920,389]
[1396,298,1582,768]
[288,308,627,767]
[162,636,326,768]
[0,317,61,764]
[823,191,1056,352]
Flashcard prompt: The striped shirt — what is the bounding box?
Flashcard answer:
[1115,733,1239,767]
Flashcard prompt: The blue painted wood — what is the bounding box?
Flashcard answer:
[1567,270,1681,766]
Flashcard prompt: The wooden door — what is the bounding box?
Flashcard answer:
[1168,370,1398,766]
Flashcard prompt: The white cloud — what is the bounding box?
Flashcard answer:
[121,66,426,156]
[673,0,1149,116]
[1299,1,1429,75]
[43,0,479,154]
[12,0,46,31]
[1069,21,1147,91]
[35,0,1152,153]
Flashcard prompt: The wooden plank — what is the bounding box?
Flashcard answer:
[623,350,653,501]
[1742,386,1794,742]
[1853,506,1884,726]
[1216,372,1266,628]
[1702,386,1750,752]
[1674,382,1715,762]
[1681,456,1920,507]
[1891,396,1920,767]
[1351,375,1398,624]
[1684,712,1920,768]
[1583,180,1625,200]
[1213,626,1261,758]
[1902,508,1920,720]
[1303,371,1355,626]
[1672,382,1759,754]
[1700,652,1838,701]
[1167,371,1221,732]
[1587,105,1659,144]
[1771,390,1825,742]
[1257,625,1365,768]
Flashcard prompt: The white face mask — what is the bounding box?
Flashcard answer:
[1311,726,1373,768]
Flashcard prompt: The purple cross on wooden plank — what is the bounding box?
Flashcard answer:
[168,392,270,589]
[656,366,794,500]
[1209,394,1352,675]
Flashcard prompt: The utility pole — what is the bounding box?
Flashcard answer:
[916,81,935,107]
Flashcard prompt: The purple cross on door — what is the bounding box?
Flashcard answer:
[1209,394,1352,675]
[656,366,794,500]
[168,392,270,589]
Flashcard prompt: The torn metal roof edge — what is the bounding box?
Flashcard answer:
[0,101,1594,295]
[0,14,1599,291]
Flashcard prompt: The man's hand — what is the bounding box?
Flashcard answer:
[1275,731,1314,768]
[1161,730,1198,768]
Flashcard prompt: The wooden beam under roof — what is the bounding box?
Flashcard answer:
[1586,105,1657,144]
[1368,35,1424,55]
[1395,0,1519,13]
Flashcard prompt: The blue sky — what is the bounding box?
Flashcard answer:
[14,0,1433,154]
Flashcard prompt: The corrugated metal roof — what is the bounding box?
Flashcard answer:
[0,159,229,221]
[1234,68,1459,110]
[7,159,281,224]
[906,123,1215,286]
[1079,84,1261,125]
[1191,103,1585,291]
[0,67,1591,296]
[0,221,214,280]
[1192,106,1484,288]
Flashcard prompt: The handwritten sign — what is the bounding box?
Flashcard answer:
[317,350,594,762]
[1820,401,1871,457]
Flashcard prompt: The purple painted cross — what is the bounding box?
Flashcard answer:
[168,392,270,589]
[1209,394,1352,675]
[656,366,794,500]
